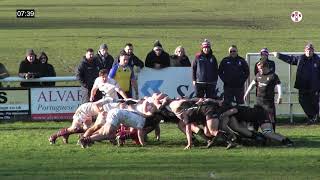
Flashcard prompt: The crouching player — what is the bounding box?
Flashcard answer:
[48,100,106,144]
[221,105,293,147]
[78,99,157,148]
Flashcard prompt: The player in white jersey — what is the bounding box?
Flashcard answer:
[48,100,107,144]
[90,69,127,102]
[81,102,120,138]
[78,99,157,148]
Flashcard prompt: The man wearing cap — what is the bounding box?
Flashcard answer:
[18,49,42,87]
[145,40,170,69]
[218,45,249,105]
[94,43,114,72]
[254,48,276,75]
[192,39,218,98]
[76,48,100,103]
[273,43,320,124]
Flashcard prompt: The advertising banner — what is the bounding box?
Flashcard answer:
[0,89,29,120]
[137,67,223,98]
[30,87,82,120]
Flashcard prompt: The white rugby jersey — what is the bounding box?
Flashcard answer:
[92,77,120,100]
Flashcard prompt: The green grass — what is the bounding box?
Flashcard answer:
[0,122,320,179]
[1,1,320,179]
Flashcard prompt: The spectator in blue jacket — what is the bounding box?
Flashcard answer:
[192,39,218,98]
[273,43,320,124]
[219,45,249,105]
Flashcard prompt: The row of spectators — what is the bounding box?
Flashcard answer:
[0,39,319,125]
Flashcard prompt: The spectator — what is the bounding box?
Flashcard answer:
[145,40,170,69]
[76,48,100,103]
[18,49,42,87]
[124,43,144,70]
[244,60,282,130]
[109,50,137,98]
[169,46,191,67]
[192,39,218,98]
[94,43,114,72]
[273,43,320,124]
[254,48,275,75]
[218,45,249,105]
[0,63,9,87]
[39,52,56,87]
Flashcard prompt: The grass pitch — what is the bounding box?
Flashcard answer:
[0,122,320,179]
[1,0,320,179]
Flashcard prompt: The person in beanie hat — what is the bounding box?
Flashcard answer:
[94,43,114,71]
[145,40,170,69]
[254,48,276,75]
[192,39,218,98]
[18,48,42,87]
[273,43,320,124]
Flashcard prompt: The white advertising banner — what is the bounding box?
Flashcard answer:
[30,87,82,120]
[137,67,223,98]
[0,89,30,119]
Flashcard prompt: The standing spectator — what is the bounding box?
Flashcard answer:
[244,60,282,130]
[254,48,275,75]
[192,39,218,98]
[0,63,9,87]
[124,43,144,70]
[109,50,137,98]
[145,40,170,69]
[169,46,191,67]
[76,48,100,103]
[94,43,114,72]
[218,45,249,105]
[273,43,320,124]
[39,52,56,87]
[18,49,42,87]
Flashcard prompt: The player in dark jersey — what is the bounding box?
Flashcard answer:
[244,60,282,130]
[220,105,293,147]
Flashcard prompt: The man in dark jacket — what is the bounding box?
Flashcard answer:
[273,43,320,124]
[124,43,144,70]
[39,51,56,87]
[254,48,275,75]
[0,63,9,87]
[192,39,218,98]
[18,49,42,87]
[94,43,114,72]
[76,48,100,103]
[145,40,170,69]
[219,45,249,105]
